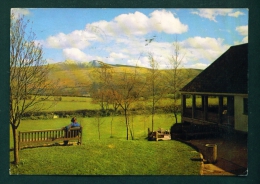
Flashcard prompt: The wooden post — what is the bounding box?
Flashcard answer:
[218,96,223,124]
[80,127,82,144]
[155,131,158,141]
[181,94,186,123]
[192,95,196,119]
[203,95,208,121]
[202,95,204,110]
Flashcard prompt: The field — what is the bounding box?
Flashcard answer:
[23,95,222,113]
[9,114,202,175]
[10,114,180,146]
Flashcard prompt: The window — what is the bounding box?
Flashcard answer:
[243,98,248,115]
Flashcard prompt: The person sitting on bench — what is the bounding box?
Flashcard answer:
[63,117,80,145]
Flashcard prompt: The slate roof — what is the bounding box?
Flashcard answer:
[180,43,248,94]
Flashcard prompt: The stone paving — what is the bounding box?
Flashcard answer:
[183,134,248,176]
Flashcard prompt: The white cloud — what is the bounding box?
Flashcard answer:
[11,8,30,19]
[88,13,149,37]
[114,11,150,35]
[104,36,230,69]
[46,30,100,49]
[191,9,244,22]
[104,36,146,56]
[127,56,151,68]
[235,25,248,44]
[188,63,209,69]
[86,9,188,37]
[179,37,230,67]
[236,25,248,36]
[109,52,129,59]
[127,59,143,67]
[107,36,172,60]
[242,36,248,43]
[63,48,90,61]
[58,35,230,70]
[40,9,241,70]
[149,9,188,34]
[182,36,225,50]
[43,9,188,67]
[228,11,245,17]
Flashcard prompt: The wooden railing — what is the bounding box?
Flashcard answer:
[194,110,204,120]
[183,108,192,117]
[18,127,82,150]
[207,112,219,123]
[222,116,235,127]
[183,109,232,125]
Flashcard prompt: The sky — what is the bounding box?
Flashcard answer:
[11,8,248,69]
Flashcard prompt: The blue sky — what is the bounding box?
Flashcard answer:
[11,8,248,69]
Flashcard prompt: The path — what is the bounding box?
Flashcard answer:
[183,134,248,176]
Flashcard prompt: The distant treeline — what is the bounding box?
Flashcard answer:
[21,103,184,120]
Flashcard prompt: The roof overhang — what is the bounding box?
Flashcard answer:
[179,91,248,97]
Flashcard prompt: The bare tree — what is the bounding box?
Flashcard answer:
[92,61,145,140]
[91,61,119,137]
[93,112,105,140]
[10,14,58,164]
[107,89,120,138]
[110,67,145,140]
[147,53,168,132]
[165,38,191,124]
[91,61,114,113]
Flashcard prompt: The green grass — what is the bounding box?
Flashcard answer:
[10,114,179,147]
[10,139,201,175]
[27,97,100,112]
[9,114,201,175]
[24,96,223,113]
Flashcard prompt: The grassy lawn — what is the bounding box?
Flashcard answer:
[10,139,201,175]
[9,114,201,175]
[10,114,179,146]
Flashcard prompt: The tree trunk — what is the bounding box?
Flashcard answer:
[98,124,101,140]
[151,108,154,132]
[11,124,19,165]
[110,116,113,138]
[174,112,178,124]
[131,116,134,140]
[126,122,129,140]
[129,116,134,140]
[124,109,129,140]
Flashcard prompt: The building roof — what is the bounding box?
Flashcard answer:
[180,43,248,94]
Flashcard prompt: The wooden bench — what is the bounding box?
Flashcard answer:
[148,128,170,141]
[18,127,83,150]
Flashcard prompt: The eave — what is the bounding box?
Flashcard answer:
[179,91,248,97]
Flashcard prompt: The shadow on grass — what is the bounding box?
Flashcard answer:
[9,142,79,151]
[190,158,203,161]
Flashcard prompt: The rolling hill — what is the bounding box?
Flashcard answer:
[48,60,202,96]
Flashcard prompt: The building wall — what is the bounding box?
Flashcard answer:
[234,96,248,132]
